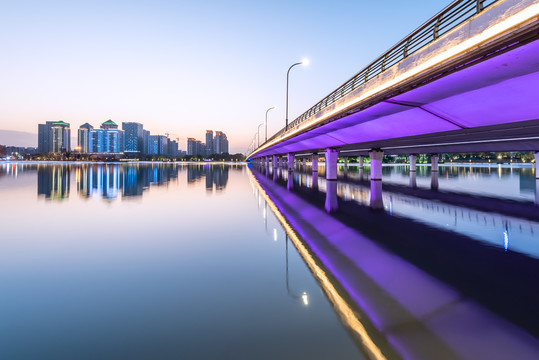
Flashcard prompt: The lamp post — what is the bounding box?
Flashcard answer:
[286,59,309,131]
[265,106,276,143]
[257,123,264,148]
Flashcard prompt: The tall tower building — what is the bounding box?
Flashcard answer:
[50,121,71,153]
[78,123,94,153]
[122,122,144,154]
[100,120,124,153]
[205,130,214,156]
[214,131,229,154]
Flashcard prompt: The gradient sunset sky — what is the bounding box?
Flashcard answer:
[0,0,451,152]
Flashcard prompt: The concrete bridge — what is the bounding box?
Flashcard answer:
[249,0,539,191]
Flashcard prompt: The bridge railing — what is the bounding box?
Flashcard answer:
[256,0,499,153]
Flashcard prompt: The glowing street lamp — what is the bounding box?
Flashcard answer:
[265,106,276,143]
[286,59,309,131]
[257,123,264,148]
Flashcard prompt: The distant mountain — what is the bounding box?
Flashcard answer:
[0,130,37,147]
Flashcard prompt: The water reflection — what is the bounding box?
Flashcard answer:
[0,162,234,201]
[250,166,539,359]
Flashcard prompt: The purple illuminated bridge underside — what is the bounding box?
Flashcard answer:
[251,0,539,158]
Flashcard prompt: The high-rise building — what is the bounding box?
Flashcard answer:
[100,120,123,153]
[206,130,214,155]
[92,128,104,153]
[51,121,71,153]
[187,138,197,156]
[148,135,159,155]
[78,123,94,153]
[157,135,168,156]
[122,122,144,154]
[38,121,70,153]
[142,130,150,155]
[214,131,229,154]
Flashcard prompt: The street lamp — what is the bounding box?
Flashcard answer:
[265,106,276,142]
[286,58,309,131]
[257,123,264,148]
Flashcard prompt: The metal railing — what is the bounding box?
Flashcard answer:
[255,0,499,154]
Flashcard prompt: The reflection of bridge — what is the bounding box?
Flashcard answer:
[249,168,539,359]
[249,0,539,195]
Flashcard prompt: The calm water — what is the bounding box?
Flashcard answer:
[1,162,539,359]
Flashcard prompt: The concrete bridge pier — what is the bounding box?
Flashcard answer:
[431,154,439,191]
[287,153,294,172]
[369,150,384,210]
[409,154,417,188]
[302,157,306,170]
[535,152,539,206]
[272,155,277,168]
[358,156,364,169]
[325,180,338,213]
[409,154,417,172]
[343,156,348,177]
[312,154,319,173]
[278,156,283,169]
[265,156,269,168]
[325,148,338,180]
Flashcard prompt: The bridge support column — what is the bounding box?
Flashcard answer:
[312,154,318,172]
[431,154,439,190]
[343,156,348,177]
[265,156,269,167]
[325,148,338,180]
[287,153,294,172]
[325,180,338,213]
[431,154,439,172]
[312,171,319,190]
[410,172,417,188]
[409,154,417,172]
[358,156,364,169]
[278,156,283,168]
[303,157,306,169]
[369,150,384,210]
[272,155,277,168]
[535,152,539,206]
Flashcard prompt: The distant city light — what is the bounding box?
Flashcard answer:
[302,292,309,306]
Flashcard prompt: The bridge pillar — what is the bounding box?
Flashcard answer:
[369,150,384,181]
[272,155,277,168]
[265,156,269,167]
[325,180,338,213]
[431,154,439,172]
[287,153,294,172]
[409,154,417,172]
[325,148,338,180]
[312,171,319,190]
[278,156,283,168]
[535,152,539,206]
[358,156,364,169]
[312,154,319,172]
[303,157,306,169]
[369,150,384,210]
[343,157,348,177]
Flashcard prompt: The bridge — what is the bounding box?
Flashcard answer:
[248,0,539,192]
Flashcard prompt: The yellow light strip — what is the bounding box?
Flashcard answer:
[247,170,388,360]
[251,3,539,158]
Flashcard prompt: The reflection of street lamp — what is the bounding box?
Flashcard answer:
[286,233,309,306]
[286,59,309,131]
[265,106,276,142]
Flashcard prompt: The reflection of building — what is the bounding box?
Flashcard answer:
[37,164,70,199]
[187,164,229,190]
[38,121,71,153]
[74,163,179,199]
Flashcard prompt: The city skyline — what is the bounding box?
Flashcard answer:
[0,0,451,153]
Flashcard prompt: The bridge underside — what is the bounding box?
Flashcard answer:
[256,38,539,157]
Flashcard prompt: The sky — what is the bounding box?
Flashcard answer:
[0,0,451,153]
